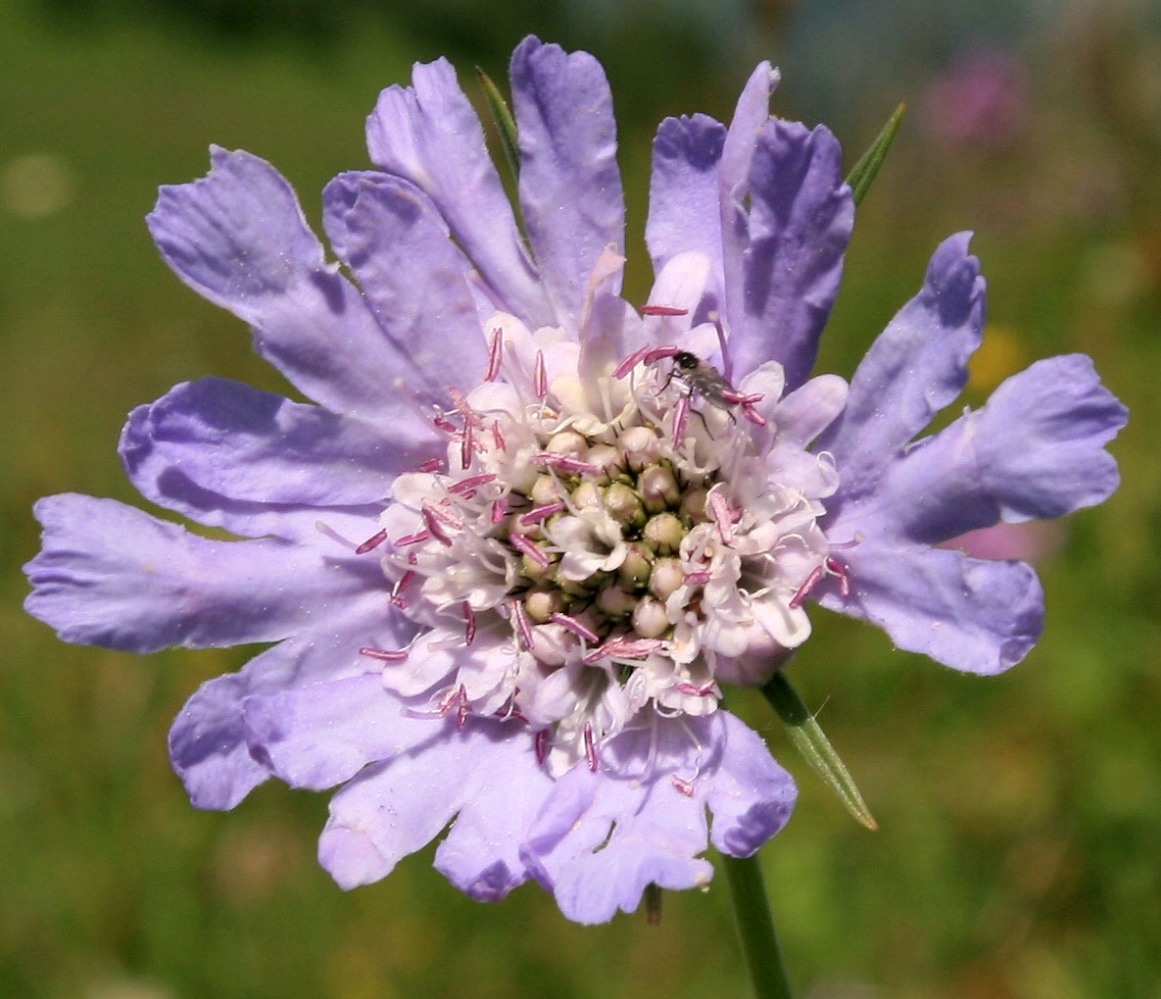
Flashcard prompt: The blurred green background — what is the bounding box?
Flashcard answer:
[2,1,1158,996]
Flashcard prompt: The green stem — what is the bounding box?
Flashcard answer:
[723,853,794,999]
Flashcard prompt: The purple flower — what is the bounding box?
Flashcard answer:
[24,38,1126,924]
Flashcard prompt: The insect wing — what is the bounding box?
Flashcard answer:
[673,352,738,407]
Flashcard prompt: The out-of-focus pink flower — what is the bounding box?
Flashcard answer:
[920,49,1030,152]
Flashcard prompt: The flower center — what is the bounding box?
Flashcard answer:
[368,329,833,772]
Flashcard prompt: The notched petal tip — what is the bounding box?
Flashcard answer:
[168,671,272,811]
[147,147,323,304]
[922,231,985,330]
[319,825,394,890]
[824,543,1045,676]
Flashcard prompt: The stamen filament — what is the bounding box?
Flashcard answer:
[534,350,547,398]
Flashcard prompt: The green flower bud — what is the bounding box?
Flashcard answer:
[571,480,603,511]
[644,512,686,554]
[632,596,669,638]
[530,474,564,506]
[586,443,623,481]
[545,429,588,457]
[649,557,685,600]
[618,425,660,470]
[604,481,645,529]
[524,589,564,623]
[639,464,680,513]
[680,486,707,523]
[596,584,637,618]
[617,542,654,590]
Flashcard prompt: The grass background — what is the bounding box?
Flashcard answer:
[1,1,1158,996]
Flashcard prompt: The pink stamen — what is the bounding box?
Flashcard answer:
[509,531,551,568]
[709,491,735,543]
[532,452,600,475]
[457,684,469,730]
[490,496,509,525]
[417,456,445,473]
[485,328,503,381]
[671,775,695,797]
[510,599,535,650]
[825,555,851,598]
[437,685,460,715]
[550,612,600,644]
[519,501,565,526]
[741,402,768,427]
[535,729,549,764]
[492,689,525,723]
[584,724,598,773]
[491,419,506,451]
[434,413,458,434]
[449,473,497,495]
[394,529,431,547]
[462,601,477,645]
[496,702,526,723]
[677,681,715,697]
[421,505,454,547]
[360,646,408,663]
[641,304,689,317]
[437,684,470,730]
[789,564,825,610]
[790,556,851,608]
[720,388,764,406]
[613,345,652,379]
[422,501,464,530]
[582,636,663,665]
[683,570,712,586]
[390,570,415,608]
[717,387,768,426]
[643,345,680,364]
[355,528,388,555]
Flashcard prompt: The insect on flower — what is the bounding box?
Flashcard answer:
[668,351,741,410]
[651,348,768,428]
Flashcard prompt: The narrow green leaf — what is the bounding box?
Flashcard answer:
[761,672,878,831]
[476,67,520,182]
[845,101,906,207]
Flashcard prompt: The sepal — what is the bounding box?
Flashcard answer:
[762,671,877,830]
[476,66,521,183]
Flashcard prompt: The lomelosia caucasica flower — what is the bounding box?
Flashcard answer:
[24,37,1126,924]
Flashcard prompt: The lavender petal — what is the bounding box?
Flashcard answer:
[511,37,625,334]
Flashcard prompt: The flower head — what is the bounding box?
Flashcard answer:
[24,37,1126,924]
